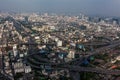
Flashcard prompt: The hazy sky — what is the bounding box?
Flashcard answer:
[0,0,120,16]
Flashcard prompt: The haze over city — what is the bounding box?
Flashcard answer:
[1,0,120,80]
[0,0,120,17]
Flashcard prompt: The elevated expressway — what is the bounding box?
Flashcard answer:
[25,39,120,76]
[26,53,120,76]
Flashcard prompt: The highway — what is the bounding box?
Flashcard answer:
[25,50,120,76]
[27,55,120,75]
[1,16,120,79]
[1,36,119,79]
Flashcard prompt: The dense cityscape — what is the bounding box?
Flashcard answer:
[0,12,120,80]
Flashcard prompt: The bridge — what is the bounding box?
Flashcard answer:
[25,50,120,76]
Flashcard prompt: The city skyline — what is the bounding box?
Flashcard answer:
[0,0,120,17]
[1,1,120,79]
